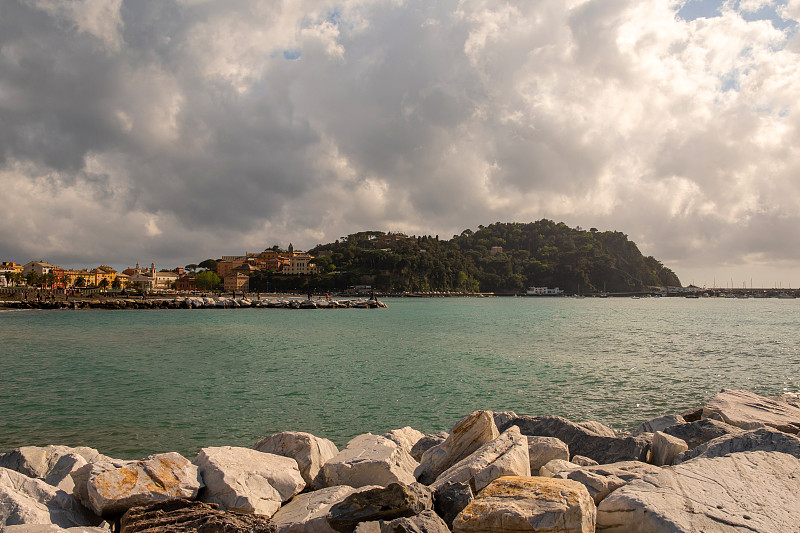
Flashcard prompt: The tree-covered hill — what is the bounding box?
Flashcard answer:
[265,220,680,294]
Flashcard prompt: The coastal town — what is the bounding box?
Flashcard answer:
[0,243,319,295]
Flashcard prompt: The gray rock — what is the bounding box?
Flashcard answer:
[433,482,473,529]
[452,476,596,533]
[702,388,800,433]
[322,435,419,489]
[597,451,800,532]
[662,417,745,449]
[381,428,426,456]
[76,452,203,517]
[502,415,651,464]
[554,461,662,505]
[651,432,688,466]
[570,455,598,467]
[527,436,569,474]
[327,483,433,533]
[491,411,517,430]
[0,446,109,493]
[410,433,448,463]
[677,427,800,463]
[254,431,339,490]
[272,485,375,533]
[576,421,616,437]
[379,510,450,533]
[0,467,95,528]
[414,411,498,485]
[633,414,685,436]
[429,427,530,492]
[193,446,304,517]
[537,459,576,478]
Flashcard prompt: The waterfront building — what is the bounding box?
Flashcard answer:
[526,286,564,296]
[224,272,249,293]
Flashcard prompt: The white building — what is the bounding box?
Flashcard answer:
[526,287,564,296]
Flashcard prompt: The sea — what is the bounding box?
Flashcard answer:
[2,296,799,459]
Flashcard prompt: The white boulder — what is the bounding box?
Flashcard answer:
[193,446,305,517]
[0,446,109,493]
[651,431,688,467]
[527,436,570,474]
[0,467,95,528]
[430,427,531,492]
[381,427,425,455]
[272,485,374,533]
[254,431,339,489]
[322,434,418,488]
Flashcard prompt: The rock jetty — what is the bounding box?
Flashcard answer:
[0,296,387,311]
[3,388,800,532]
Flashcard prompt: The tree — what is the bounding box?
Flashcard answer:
[26,271,40,286]
[196,271,221,291]
[99,278,110,290]
[74,276,85,288]
[112,277,121,290]
[185,264,199,272]
[198,259,218,271]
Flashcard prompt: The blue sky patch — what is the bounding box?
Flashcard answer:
[283,49,302,60]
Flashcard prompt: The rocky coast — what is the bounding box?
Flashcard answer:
[3,388,800,532]
[0,295,387,311]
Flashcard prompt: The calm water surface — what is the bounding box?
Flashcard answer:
[2,297,799,458]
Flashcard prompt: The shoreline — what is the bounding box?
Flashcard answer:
[0,295,387,310]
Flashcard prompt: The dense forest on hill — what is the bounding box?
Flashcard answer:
[248,221,680,294]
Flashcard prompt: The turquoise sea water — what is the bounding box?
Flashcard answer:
[2,297,800,459]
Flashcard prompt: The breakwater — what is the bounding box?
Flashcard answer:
[2,388,800,532]
[0,295,387,310]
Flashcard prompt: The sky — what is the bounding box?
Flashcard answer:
[1,0,800,288]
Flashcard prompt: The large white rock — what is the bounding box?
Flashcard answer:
[322,434,418,489]
[76,452,202,517]
[554,461,662,505]
[452,476,596,533]
[193,446,305,517]
[415,411,498,485]
[528,436,570,474]
[0,467,95,528]
[4,527,109,533]
[702,389,800,432]
[0,446,109,493]
[677,427,800,464]
[271,485,374,533]
[430,427,531,492]
[254,431,339,489]
[651,432,688,467]
[381,427,425,455]
[633,415,685,436]
[597,451,800,532]
[538,459,577,478]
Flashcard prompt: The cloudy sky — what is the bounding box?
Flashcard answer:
[2,0,799,287]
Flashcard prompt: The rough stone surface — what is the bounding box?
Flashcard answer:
[0,446,109,493]
[662,418,744,450]
[73,453,203,517]
[429,427,531,492]
[379,510,450,533]
[381,428,426,456]
[118,498,277,533]
[253,432,339,490]
[432,482,473,529]
[538,459,576,478]
[0,467,95,528]
[502,415,651,464]
[327,483,433,533]
[452,476,596,533]
[193,446,305,517]
[409,433,448,463]
[271,485,373,533]
[702,388,800,433]
[633,415,685,436]
[554,461,662,505]
[322,435,419,489]
[575,421,616,438]
[414,411,498,485]
[676,427,800,463]
[651,432,688,467]
[527,436,570,474]
[570,456,598,467]
[491,412,517,431]
[597,451,800,532]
